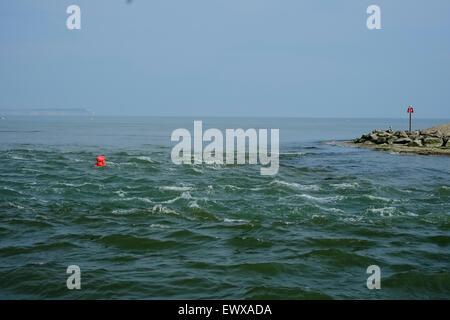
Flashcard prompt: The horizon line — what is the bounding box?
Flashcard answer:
[1,114,450,120]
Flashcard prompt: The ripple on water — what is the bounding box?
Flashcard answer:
[270,179,321,191]
[244,286,332,300]
[227,236,274,249]
[97,234,179,251]
[383,271,450,299]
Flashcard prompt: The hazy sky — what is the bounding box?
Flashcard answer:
[1,0,449,118]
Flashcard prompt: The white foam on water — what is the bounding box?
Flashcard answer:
[59,182,97,188]
[151,204,179,215]
[224,185,243,190]
[277,221,295,225]
[365,195,401,203]
[120,197,153,204]
[159,186,193,191]
[367,207,396,217]
[2,186,22,194]
[115,190,126,198]
[316,205,344,213]
[108,161,134,167]
[311,214,328,220]
[223,218,248,223]
[22,168,40,173]
[330,182,359,189]
[271,179,321,191]
[367,207,418,217]
[162,191,192,204]
[249,186,267,191]
[136,156,154,163]
[192,167,203,173]
[58,182,78,187]
[402,211,419,217]
[204,163,226,170]
[296,194,345,203]
[112,208,139,215]
[188,201,200,209]
[8,202,24,209]
[340,216,364,223]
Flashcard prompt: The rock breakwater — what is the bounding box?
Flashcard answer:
[352,123,450,156]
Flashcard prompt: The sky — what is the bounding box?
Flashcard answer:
[0,0,449,118]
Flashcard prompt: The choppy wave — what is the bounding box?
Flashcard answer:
[162,191,192,204]
[270,179,321,191]
[364,195,401,203]
[296,194,345,203]
[132,156,157,163]
[159,186,193,191]
[330,182,359,189]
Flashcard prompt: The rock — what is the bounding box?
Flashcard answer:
[408,139,423,147]
[422,130,443,138]
[443,137,450,148]
[369,133,379,142]
[397,131,409,138]
[376,137,387,144]
[423,137,443,147]
[363,140,375,145]
[421,124,450,137]
[377,131,390,137]
[387,136,398,144]
[393,137,412,144]
[355,133,371,143]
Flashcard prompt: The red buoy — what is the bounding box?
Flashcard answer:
[94,155,106,167]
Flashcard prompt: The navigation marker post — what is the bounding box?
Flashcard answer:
[407,105,414,132]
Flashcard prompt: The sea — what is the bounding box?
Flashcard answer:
[0,116,449,299]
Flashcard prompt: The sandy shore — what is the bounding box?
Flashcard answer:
[346,141,450,156]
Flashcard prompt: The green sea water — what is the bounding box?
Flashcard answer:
[0,116,449,299]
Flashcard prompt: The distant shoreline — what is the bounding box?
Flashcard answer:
[1,113,450,120]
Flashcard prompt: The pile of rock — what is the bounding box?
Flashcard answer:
[354,129,450,148]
